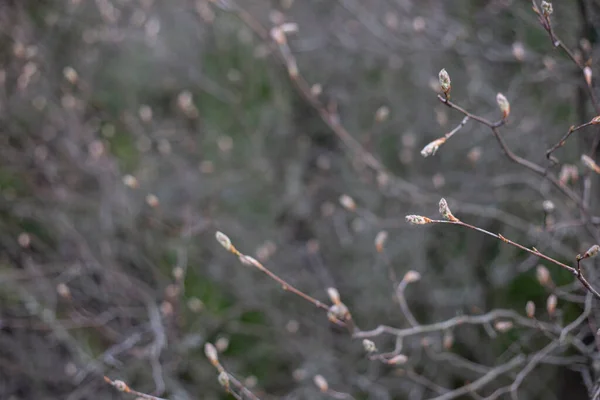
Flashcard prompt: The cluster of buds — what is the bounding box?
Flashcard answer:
[438,68,451,97]
[558,164,579,185]
[326,287,353,328]
[541,1,553,17]
[438,198,459,222]
[496,93,510,119]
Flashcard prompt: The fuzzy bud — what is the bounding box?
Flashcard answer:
[496,93,510,119]
[581,244,600,259]
[327,287,341,305]
[204,343,219,365]
[542,200,555,213]
[439,198,459,222]
[375,106,390,122]
[313,375,329,392]
[443,331,454,349]
[405,215,432,225]
[584,66,592,87]
[215,231,232,252]
[339,194,356,211]
[218,371,230,390]
[546,294,557,316]
[526,301,535,318]
[536,265,551,287]
[402,270,421,283]
[145,194,159,207]
[113,380,128,392]
[239,254,260,268]
[581,154,600,174]
[438,68,451,95]
[494,321,513,332]
[362,339,377,353]
[375,230,388,253]
[559,164,579,185]
[420,137,446,157]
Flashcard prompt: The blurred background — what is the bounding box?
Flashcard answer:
[1,0,600,399]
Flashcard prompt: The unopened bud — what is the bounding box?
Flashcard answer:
[362,339,377,353]
[270,26,286,45]
[313,375,329,392]
[113,380,128,392]
[496,93,510,119]
[405,215,432,225]
[443,331,454,349]
[526,301,535,318]
[584,66,592,87]
[56,283,71,299]
[310,83,322,96]
[546,294,557,316]
[581,154,600,174]
[591,116,600,125]
[215,337,230,352]
[215,231,232,252]
[375,231,388,253]
[218,371,230,389]
[402,270,421,283]
[494,321,513,332]
[339,194,356,211]
[204,343,219,365]
[439,198,459,222]
[542,200,555,213]
[375,106,390,122]
[63,66,78,84]
[512,42,525,62]
[536,265,551,286]
[327,287,341,305]
[559,164,579,185]
[387,354,408,365]
[438,69,451,95]
[239,254,260,267]
[145,194,159,207]
[122,174,139,188]
[420,137,446,157]
[581,244,600,259]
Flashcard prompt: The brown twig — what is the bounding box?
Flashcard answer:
[427,218,600,299]
[546,121,596,161]
[104,376,168,400]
